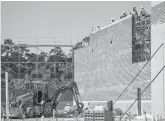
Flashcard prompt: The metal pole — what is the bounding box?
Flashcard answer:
[54,37,56,72]
[5,72,9,120]
[18,45,21,78]
[36,37,38,79]
[72,49,74,82]
[144,111,147,121]
[18,37,21,79]
[137,88,141,116]
[108,100,114,121]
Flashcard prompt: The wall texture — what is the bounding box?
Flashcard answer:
[75,15,151,102]
[151,1,165,116]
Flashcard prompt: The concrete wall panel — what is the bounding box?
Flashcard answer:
[75,16,151,102]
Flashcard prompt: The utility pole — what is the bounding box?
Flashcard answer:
[5,72,9,120]
[137,88,141,116]
[108,100,114,121]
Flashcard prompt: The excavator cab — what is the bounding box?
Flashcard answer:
[37,91,43,104]
[32,81,49,104]
[35,91,48,105]
[33,91,43,105]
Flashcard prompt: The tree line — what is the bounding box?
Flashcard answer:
[1,39,73,81]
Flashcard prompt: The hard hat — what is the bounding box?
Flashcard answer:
[66,103,69,106]
[123,11,126,14]
[141,7,144,9]
[111,18,114,21]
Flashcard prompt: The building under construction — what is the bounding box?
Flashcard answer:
[74,12,151,112]
[1,1,165,119]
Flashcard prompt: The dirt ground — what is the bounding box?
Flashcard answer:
[1,118,84,121]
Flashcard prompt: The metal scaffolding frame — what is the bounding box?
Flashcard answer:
[1,37,74,80]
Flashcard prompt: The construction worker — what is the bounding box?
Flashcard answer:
[41,93,47,105]
[111,18,115,23]
[87,102,90,109]
[123,11,127,17]
[64,103,70,114]
[33,91,38,105]
[120,11,127,19]
[131,7,138,20]
[140,7,146,20]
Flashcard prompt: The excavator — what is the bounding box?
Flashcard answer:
[8,81,84,118]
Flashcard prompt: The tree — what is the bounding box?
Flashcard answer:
[1,39,31,78]
[1,38,74,105]
[1,39,73,81]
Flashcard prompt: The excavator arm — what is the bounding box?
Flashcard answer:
[50,81,84,115]
[70,82,84,114]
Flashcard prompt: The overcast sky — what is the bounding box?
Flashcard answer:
[1,1,151,53]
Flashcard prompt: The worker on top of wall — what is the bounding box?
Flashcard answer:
[140,7,147,20]
[111,18,115,23]
[130,7,138,20]
[120,11,127,19]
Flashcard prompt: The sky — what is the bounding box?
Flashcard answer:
[1,1,151,53]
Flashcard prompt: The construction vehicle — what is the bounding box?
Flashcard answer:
[8,81,84,118]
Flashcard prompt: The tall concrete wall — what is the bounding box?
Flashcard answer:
[74,15,151,103]
[151,1,165,116]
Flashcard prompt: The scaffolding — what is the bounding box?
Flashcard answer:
[1,37,75,104]
[132,15,151,63]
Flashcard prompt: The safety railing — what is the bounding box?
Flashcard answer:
[113,43,164,104]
